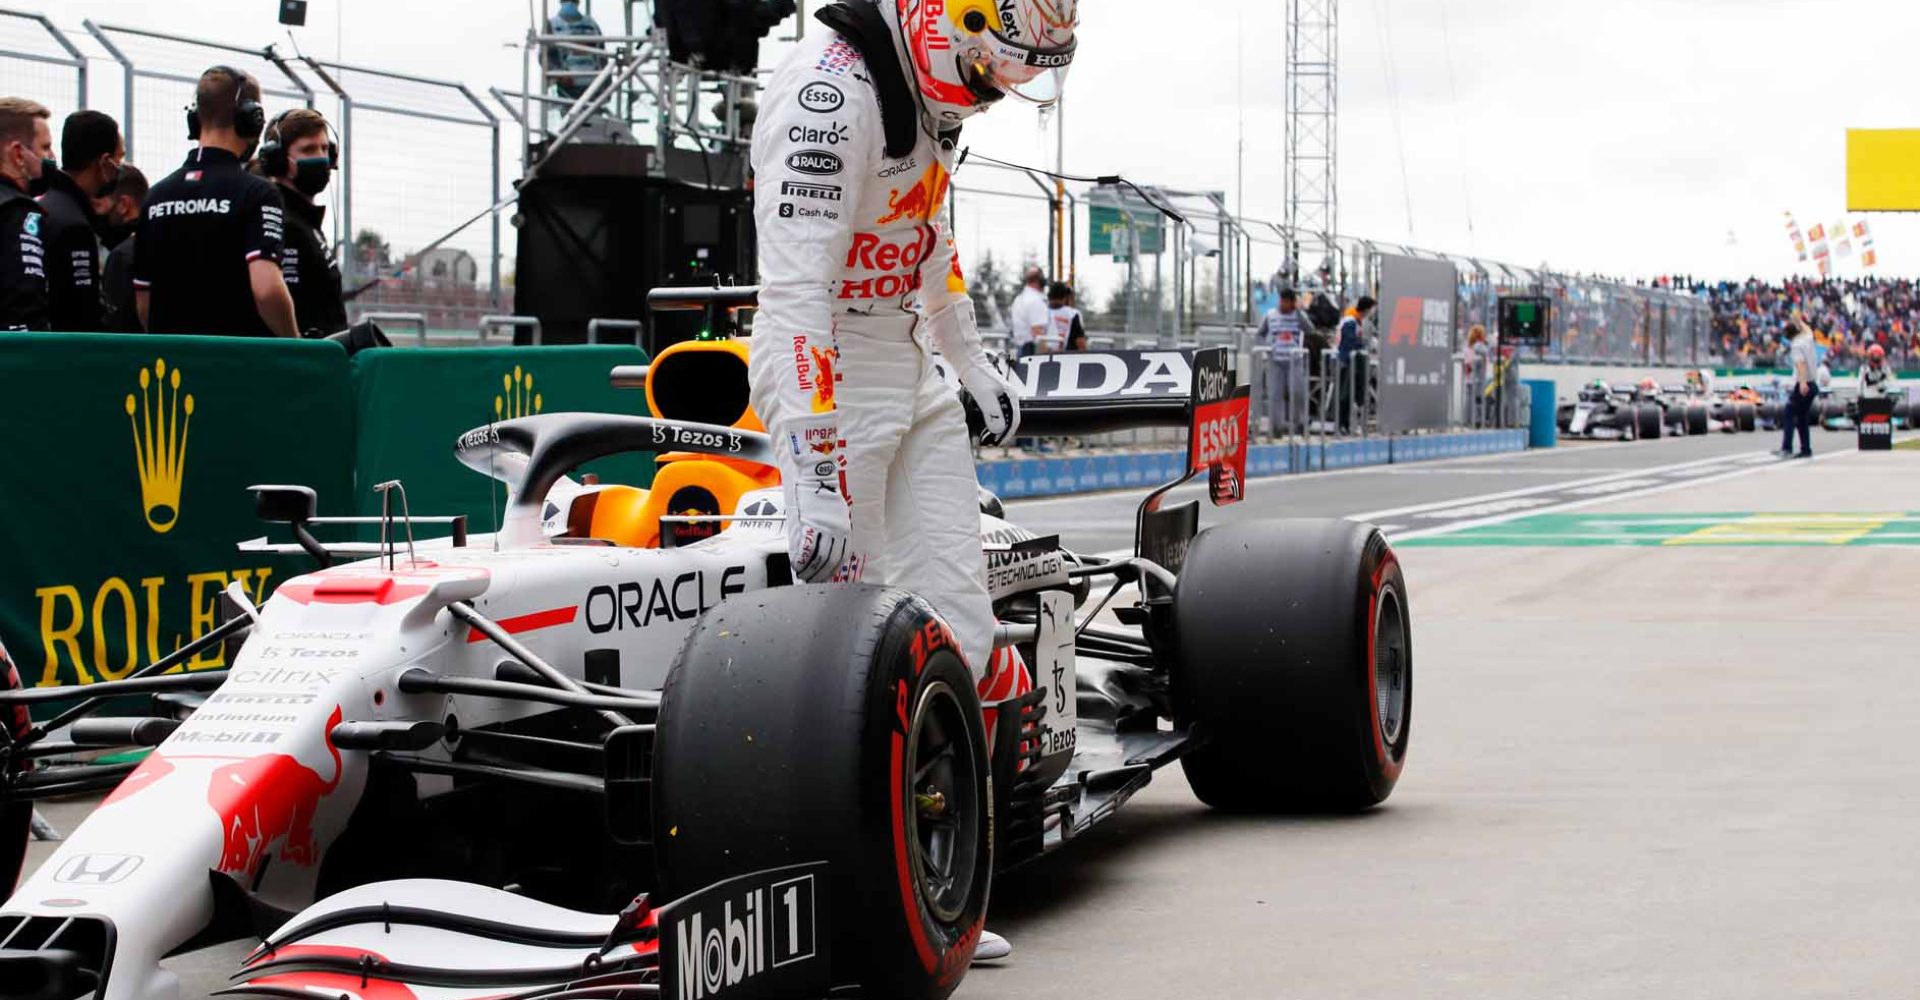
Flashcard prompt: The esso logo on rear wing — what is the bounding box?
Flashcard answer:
[1188,347,1249,506]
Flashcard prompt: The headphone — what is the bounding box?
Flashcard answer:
[185,65,266,141]
[257,108,340,177]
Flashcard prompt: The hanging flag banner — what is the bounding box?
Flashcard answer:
[1785,212,1808,261]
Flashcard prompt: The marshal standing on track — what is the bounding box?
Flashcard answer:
[253,108,346,335]
[134,66,298,338]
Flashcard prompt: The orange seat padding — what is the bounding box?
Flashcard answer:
[567,460,773,549]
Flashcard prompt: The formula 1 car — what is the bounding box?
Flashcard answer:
[0,297,1411,1000]
[1557,379,1663,440]
[1707,386,1762,434]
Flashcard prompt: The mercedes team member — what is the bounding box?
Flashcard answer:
[254,108,346,335]
[134,66,298,338]
[750,0,1076,959]
[37,110,123,332]
[0,96,51,330]
[97,163,147,333]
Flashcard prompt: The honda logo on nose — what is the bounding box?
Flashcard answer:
[54,852,144,884]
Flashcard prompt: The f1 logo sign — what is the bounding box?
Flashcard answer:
[54,852,144,885]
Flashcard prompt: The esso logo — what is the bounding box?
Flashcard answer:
[1195,415,1241,465]
[798,82,844,114]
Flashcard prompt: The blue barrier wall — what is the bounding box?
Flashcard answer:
[978,429,1530,500]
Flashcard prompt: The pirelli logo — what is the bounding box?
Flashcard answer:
[780,181,843,202]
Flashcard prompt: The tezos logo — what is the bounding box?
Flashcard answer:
[125,358,194,534]
[798,81,843,114]
[786,150,843,176]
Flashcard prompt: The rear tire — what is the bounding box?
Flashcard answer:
[1686,403,1710,436]
[1736,403,1757,432]
[654,585,991,1000]
[1173,520,1411,811]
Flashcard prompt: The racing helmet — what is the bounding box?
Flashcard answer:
[1580,378,1610,402]
[1869,343,1887,363]
[1637,377,1659,396]
[892,0,1079,123]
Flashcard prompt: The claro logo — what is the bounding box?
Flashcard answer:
[786,150,843,176]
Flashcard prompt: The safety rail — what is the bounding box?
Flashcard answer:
[480,315,544,344]
[0,7,85,111]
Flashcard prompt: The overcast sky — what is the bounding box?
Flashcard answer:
[37,0,1920,286]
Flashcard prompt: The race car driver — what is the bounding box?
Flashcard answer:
[749,2,1074,959]
[1860,344,1899,400]
[749,2,1073,675]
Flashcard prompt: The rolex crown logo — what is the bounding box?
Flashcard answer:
[125,358,194,534]
[496,366,542,420]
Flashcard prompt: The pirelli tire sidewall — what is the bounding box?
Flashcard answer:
[1172,520,1410,812]
[653,584,991,1000]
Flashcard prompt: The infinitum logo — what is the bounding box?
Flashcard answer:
[496,366,543,420]
[124,358,194,534]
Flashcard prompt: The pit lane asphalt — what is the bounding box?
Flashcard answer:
[1004,429,1777,553]
[23,428,1883,998]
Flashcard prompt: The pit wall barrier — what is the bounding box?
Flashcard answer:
[976,429,1529,500]
[0,334,651,692]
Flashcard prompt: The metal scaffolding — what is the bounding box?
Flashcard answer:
[1285,0,1338,289]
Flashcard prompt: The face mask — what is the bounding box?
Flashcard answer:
[96,219,137,248]
[26,156,55,197]
[292,156,332,197]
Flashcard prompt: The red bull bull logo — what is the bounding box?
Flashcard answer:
[208,706,346,877]
[876,162,950,226]
[810,346,840,413]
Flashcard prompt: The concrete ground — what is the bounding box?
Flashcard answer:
[20,428,1916,998]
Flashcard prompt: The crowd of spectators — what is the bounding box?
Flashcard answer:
[1669,276,1920,370]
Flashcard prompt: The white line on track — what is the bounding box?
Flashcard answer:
[1345,450,1774,523]
[1386,450,1850,542]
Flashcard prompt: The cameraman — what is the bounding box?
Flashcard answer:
[134,66,297,338]
[253,108,345,335]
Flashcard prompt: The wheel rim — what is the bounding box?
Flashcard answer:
[904,680,981,925]
[1373,584,1409,747]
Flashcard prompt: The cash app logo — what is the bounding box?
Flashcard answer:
[496,366,543,420]
[125,358,194,534]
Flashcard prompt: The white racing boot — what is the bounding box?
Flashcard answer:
[974,928,1013,964]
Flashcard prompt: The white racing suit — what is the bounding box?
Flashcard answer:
[1860,361,1899,400]
[748,26,1005,679]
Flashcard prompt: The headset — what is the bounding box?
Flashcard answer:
[256,108,340,178]
[185,64,266,141]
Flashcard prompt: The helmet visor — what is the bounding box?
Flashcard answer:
[973,19,1076,106]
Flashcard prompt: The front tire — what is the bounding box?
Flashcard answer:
[653,585,992,1000]
[1635,403,1664,441]
[1173,520,1411,811]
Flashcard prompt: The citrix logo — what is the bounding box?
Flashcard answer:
[125,358,194,534]
[497,365,543,420]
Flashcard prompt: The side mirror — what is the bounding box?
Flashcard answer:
[250,484,317,524]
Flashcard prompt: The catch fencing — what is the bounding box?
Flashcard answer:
[0,7,83,115]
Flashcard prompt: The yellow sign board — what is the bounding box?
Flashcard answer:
[1847,129,1920,211]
